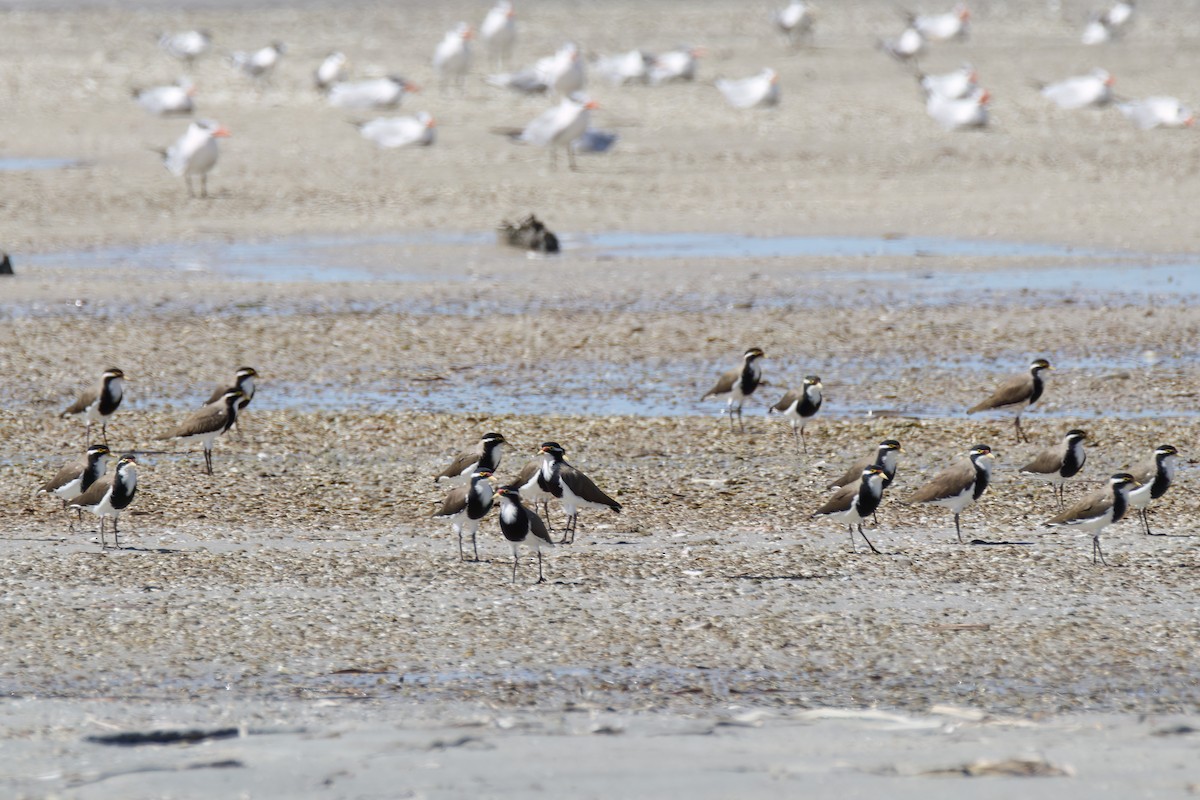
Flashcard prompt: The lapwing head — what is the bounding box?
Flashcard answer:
[236,367,258,378]
[482,432,506,446]
[744,347,766,362]
[861,465,887,488]
[1065,429,1087,443]
[540,442,566,457]
[472,470,494,481]
[1029,358,1052,374]
[804,375,822,387]
[1110,472,1139,491]
[496,486,520,500]
[968,444,994,462]
[1155,444,1179,458]
[117,453,138,468]
[86,444,112,458]
[222,388,245,405]
[103,368,125,380]
[880,439,903,453]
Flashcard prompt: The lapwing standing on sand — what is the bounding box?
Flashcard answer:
[516,442,620,543]
[155,388,243,475]
[702,347,765,432]
[813,465,889,554]
[966,358,1052,443]
[61,368,125,446]
[433,470,495,561]
[1127,444,1179,536]
[206,367,257,436]
[435,432,507,484]
[68,453,138,550]
[1044,472,1140,566]
[495,486,555,584]
[768,375,823,452]
[827,439,904,524]
[907,444,996,543]
[1020,429,1087,508]
[39,444,112,528]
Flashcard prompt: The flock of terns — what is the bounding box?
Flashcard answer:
[133,0,1190,196]
[35,352,1180,581]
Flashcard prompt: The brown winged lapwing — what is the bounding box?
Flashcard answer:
[206,367,257,437]
[433,470,495,561]
[156,388,244,475]
[813,465,888,554]
[496,486,555,584]
[768,375,823,452]
[1127,444,1179,536]
[967,358,1051,443]
[68,453,138,550]
[702,347,765,432]
[517,442,620,543]
[1044,472,1140,566]
[40,443,112,529]
[907,444,996,544]
[435,432,507,484]
[61,368,125,446]
[1020,429,1087,508]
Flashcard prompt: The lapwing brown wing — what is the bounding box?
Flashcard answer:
[967,358,1051,443]
[156,389,243,475]
[68,453,138,550]
[61,368,126,446]
[495,486,554,584]
[206,367,258,438]
[702,347,765,433]
[907,444,996,544]
[768,375,822,453]
[1044,473,1140,566]
[433,470,495,561]
[40,444,112,530]
[813,465,888,554]
[435,432,507,484]
[1020,429,1087,508]
[1127,444,1179,536]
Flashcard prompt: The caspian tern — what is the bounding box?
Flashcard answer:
[159,119,230,198]
[716,68,779,109]
[926,86,989,130]
[1102,0,1135,31]
[230,41,286,81]
[481,1,517,68]
[911,2,970,41]
[1038,68,1114,109]
[433,23,473,90]
[159,30,211,66]
[880,25,926,62]
[1081,13,1112,44]
[498,94,598,171]
[919,63,977,100]
[357,112,437,148]
[315,51,350,91]
[487,42,584,96]
[132,78,195,115]
[1117,96,1195,129]
[775,1,816,46]
[327,76,419,109]
[648,46,704,85]
[593,50,653,86]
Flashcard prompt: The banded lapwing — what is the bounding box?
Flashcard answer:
[156,388,244,475]
[813,465,888,554]
[496,486,554,584]
[827,439,904,490]
[1044,472,1140,566]
[433,470,495,561]
[68,453,138,550]
[702,347,765,432]
[61,368,125,446]
[435,432,507,484]
[907,444,995,543]
[967,358,1052,443]
[768,375,823,452]
[1128,444,1179,536]
[1020,429,1087,508]
[517,442,620,543]
[40,444,112,528]
[206,367,257,437]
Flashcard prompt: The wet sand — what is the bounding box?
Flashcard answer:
[3,0,1200,797]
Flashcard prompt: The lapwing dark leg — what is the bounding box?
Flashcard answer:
[1093,536,1109,566]
[1014,414,1027,444]
[511,553,519,584]
[471,526,480,562]
[858,524,882,555]
[536,551,546,583]
[955,513,964,544]
[204,448,213,475]
[458,527,467,561]
[800,426,809,455]
[99,517,107,550]
[847,525,856,553]
[112,518,120,550]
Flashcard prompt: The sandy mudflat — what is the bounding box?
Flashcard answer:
[3,0,1200,797]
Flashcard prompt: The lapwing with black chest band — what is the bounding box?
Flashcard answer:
[433,470,495,561]
[496,486,554,584]
[768,375,823,452]
[813,465,888,554]
[435,432,507,484]
[156,388,244,475]
[68,453,138,550]
[907,444,996,544]
[967,358,1052,443]
[702,347,765,432]
[1128,444,1179,535]
[1020,429,1087,508]
[40,443,111,528]
[517,442,620,543]
[827,439,904,524]
[206,367,257,437]
[61,368,126,446]
[1044,472,1140,566]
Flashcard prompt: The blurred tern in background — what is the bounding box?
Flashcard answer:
[132,78,195,115]
[480,1,517,68]
[495,94,598,171]
[230,41,286,82]
[1038,68,1114,109]
[315,51,350,91]
[593,50,652,86]
[433,23,473,90]
[357,112,437,148]
[487,41,584,96]
[327,76,419,109]
[649,46,704,85]
[1117,97,1194,129]
[926,86,989,129]
[775,1,816,47]
[158,119,230,198]
[880,25,926,62]
[919,63,977,100]
[159,30,211,67]
[911,2,970,41]
[716,68,779,109]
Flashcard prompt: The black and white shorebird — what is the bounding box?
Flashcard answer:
[702,347,765,432]
[768,375,823,452]
[1127,444,1179,536]
[813,465,888,554]
[827,439,904,491]
[206,367,258,436]
[433,470,495,561]
[435,432,507,484]
[61,368,125,445]
[516,442,621,543]
[40,444,112,527]
[967,358,1052,443]
[907,444,996,544]
[1020,429,1087,508]
[155,388,244,475]
[495,486,554,584]
[1044,472,1140,566]
[68,453,138,550]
